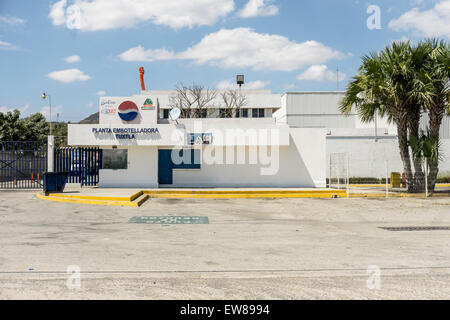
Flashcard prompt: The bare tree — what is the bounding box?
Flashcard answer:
[220,89,247,118]
[169,83,217,118]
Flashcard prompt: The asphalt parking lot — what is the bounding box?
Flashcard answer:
[0,191,449,299]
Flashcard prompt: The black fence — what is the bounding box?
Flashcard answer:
[54,147,102,186]
[0,141,47,189]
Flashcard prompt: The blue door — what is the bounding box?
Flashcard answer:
[158,150,173,185]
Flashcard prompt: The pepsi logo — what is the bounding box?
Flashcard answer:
[118,101,139,122]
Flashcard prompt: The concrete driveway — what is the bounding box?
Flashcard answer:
[0,191,449,299]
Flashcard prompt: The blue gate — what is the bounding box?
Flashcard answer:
[54,147,102,186]
[0,141,47,189]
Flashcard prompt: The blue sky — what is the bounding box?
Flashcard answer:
[0,0,448,122]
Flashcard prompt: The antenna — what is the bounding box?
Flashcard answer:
[336,66,339,91]
[139,67,146,91]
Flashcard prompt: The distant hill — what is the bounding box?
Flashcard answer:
[79,112,99,124]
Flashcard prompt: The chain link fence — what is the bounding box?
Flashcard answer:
[328,152,450,198]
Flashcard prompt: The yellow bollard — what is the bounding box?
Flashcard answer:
[390,172,401,188]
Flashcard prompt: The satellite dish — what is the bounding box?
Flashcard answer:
[169,107,181,121]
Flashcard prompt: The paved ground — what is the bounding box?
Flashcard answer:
[0,190,449,299]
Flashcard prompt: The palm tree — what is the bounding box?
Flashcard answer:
[340,42,422,192]
[412,39,449,192]
[341,40,449,193]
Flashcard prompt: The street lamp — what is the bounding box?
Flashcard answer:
[42,93,52,136]
[236,74,244,88]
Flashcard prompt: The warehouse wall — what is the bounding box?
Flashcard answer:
[280,92,450,178]
[326,136,450,178]
[171,128,326,188]
[99,146,158,188]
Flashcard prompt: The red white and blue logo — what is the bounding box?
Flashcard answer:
[118,101,139,122]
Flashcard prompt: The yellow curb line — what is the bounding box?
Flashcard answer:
[37,188,449,205]
[46,191,143,202]
[146,193,347,199]
[350,184,450,188]
[350,193,450,198]
[36,192,148,207]
[144,190,346,195]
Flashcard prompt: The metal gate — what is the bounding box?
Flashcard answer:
[0,141,47,189]
[54,147,102,186]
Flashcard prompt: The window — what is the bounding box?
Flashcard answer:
[235,109,240,118]
[241,108,248,118]
[259,108,265,118]
[163,109,169,119]
[252,108,265,118]
[219,109,226,118]
[198,109,208,118]
[102,149,127,170]
[172,149,201,169]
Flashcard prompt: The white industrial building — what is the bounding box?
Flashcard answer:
[274,92,450,179]
[67,89,450,188]
[68,90,326,188]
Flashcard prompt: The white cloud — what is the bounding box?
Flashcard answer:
[64,55,81,63]
[283,83,297,91]
[40,105,63,121]
[0,104,29,114]
[96,90,106,95]
[46,69,91,83]
[119,28,346,72]
[217,79,270,90]
[238,0,279,18]
[388,0,450,38]
[296,65,346,82]
[118,46,175,62]
[0,15,27,26]
[49,0,234,31]
[0,39,20,51]
[392,36,410,44]
[49,0,68,26]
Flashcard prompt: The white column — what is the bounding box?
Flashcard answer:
[47,135,54,173]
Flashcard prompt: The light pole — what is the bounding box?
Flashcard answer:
[42,93,52,136]
[236,75,244,118]
[236,74,244,90]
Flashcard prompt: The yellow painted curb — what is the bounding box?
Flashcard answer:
[144,190,346,195]
[350,184,387,188]
[36,192,148,207]
[350,183,450,188]
[146,192,347,199]
[46,191,143,202]
[350,193,450,198]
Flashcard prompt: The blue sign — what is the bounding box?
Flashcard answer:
[188,133,213,145]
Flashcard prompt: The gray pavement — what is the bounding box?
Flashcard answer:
[0,191,449,299]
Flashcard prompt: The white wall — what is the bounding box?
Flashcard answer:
[327,136,450,178]
[99,146,158,188]
[282,92,356,128]
[282,92,450,179]
[171,128,326,188]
